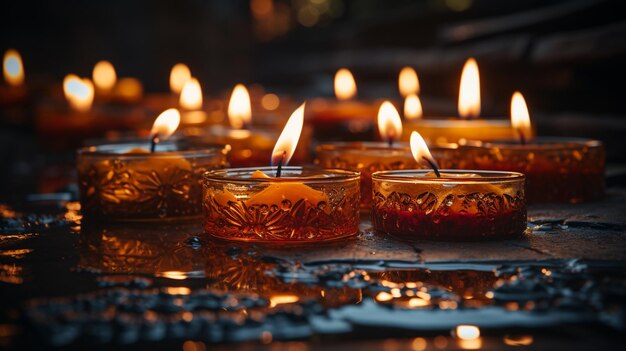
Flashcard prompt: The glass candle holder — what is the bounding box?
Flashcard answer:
[372,170,527,241]
[203,166,360,243]
[315,142,459,209]
[459,138,605,203]
[78,141,228,221]
[401,118,535,145]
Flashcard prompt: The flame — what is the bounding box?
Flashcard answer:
[271,103,305,166]
[3,49,24,86]
[377,101,403,142]
[179,78,203,110]
[511,91,531,142]
[228,84,252,129]
[404,94,423,120]
[63,75,94,112]
[458,58,480,118]
[456,325,480,340]
[150,108,181,141]
[399,67,419,97]
[92,60,117,91]
[410,131,437,166]
[269,294,299,307]
[334,68,356,101]
[169,63,191,94]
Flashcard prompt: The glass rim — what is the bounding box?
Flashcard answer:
[316,141,457,152]
[77,140,228,158]
[204,166,360,183]
[461,137,603,150]
[372,169,525,183]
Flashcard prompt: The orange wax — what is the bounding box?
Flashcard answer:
[247,170,329,208]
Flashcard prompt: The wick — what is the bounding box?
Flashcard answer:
[423,156,441,178]
[517,129,527,145]
[275,151,286,178]
[150,135,159,153]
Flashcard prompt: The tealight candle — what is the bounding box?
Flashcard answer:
[78,108,228,220]
[401,58,533,144]
[203,104,360,243]
[456,92,605,204]
[189,84,311,167]
[0,49,28,107]
[316,101,460,209]
[372,131,527,241]
[307,68,380,141]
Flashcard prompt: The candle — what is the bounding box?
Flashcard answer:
[316,101,459,209]
[456,92,605,204]
[77,108,229,220]
[189,84,311,167]
[401,58,532,144]
[203,104,360,243]
[0,49,28,107]
[307,68,379,141]
[372,131,527,241]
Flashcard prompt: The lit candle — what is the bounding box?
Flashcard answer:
[203,103,360,243]
[0,49,28,108]
[316,101,457,209]
[456,92,605,203]
[371,131,527,241]
[190,84,311,167]
[36,73,144,147]
[401,58,532,145]
[308,68,380,141]
[77,108,229,220]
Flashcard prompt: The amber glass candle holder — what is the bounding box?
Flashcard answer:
[372,170,527,241]
[459,138,605,204]
[78,141,228,221]
[315,142,458,209]
[203,166,360,243]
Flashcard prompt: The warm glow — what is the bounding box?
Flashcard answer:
[458,58,480,118]
[410,131,437,166]
[63,75,94,112]
[503,335,533,346]
[227,84,252,129]
[179,78,203,110]
[404,94,423,120]
[456,325,480,340]
[261,93,280,110]
[269,294,299,307]
[377,101,403,143]
[170,63,191,94]
[511,91,532,142]
[334,68,357,101]
[159,271,187,280]
[92,60,117,91]
[399,67,419,97]
[3,49,24,86]
[150,108,181,141]
[271,103,305,166]
[114,78,143,101]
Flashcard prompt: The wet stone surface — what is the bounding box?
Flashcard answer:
[0,188,625,349]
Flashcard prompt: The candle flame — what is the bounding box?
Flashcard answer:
[150,108,181,141]
[271,103,305,167]
[63,75,94,112]
[398,67,419,97]
[228,84,252,129]
[511,91,532,142]
[377,101,403,143]
[456,325,480,340]
[179,78,203,110]
[334,68,356,101]
[169,63,191,94]
[404,94,423,120]
[410,131,437,167]
[92,60,117,91]
[458,58,480,118]
[3,49,24,87]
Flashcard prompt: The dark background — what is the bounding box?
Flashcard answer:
[2,0,626,199]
